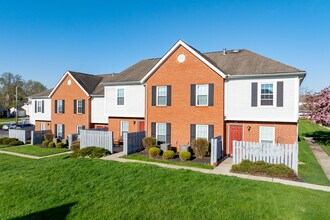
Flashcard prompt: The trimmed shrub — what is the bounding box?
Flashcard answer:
[70,146,110,158]
[42,140,50,147]
[44,133,54,141]
[3,138,18,145]
[191,138,210,158]
[0,137,8,145]
[142,137,156,150]
[179,151,191,161]
[48,142,55,148]
[148,147,161,157]
[9,140,24,146]
[56,142,64,148]
[162,150,175,159]
[71,140,80,151]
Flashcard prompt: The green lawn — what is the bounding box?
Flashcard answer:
[1,145,69,156]
[122,154,214,169]
[0,117,20,123]
[298,120,330,186]
[0,154,329,219]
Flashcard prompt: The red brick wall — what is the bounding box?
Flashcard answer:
[51,74,91,137]
[108,117,144,143]
[35,120,51,131]
[146,45,225,150]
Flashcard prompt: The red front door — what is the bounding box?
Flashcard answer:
[229,125,243,154]
[138,121,145,132]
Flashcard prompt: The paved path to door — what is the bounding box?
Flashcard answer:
[305,137,330,180]
[102,152,330,192]
[0,150,72,159]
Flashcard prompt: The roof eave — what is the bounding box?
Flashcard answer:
[102,81,142,86]
[226,71,306,79]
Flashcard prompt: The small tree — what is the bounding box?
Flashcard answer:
[142,137,156,150]
[191,138,210,158]
[304,86,330,126]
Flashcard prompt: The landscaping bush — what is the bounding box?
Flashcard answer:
[56,142,64,148]
[179,151,191,161]
[70,146,110,158]
[44,133,54,141]
[3,138,18,145]
[42,140,50,147]
[71,140,80,151]
[191,138,210,158]
[231,160,298,180]
[9,140,24,146]
[142,137,156,150]
[48,142,55,148]
[148,147,161,157]
[162,150,175,159]
[0,137,8,145]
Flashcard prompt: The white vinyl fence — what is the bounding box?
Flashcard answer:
[210,136,223,165]
[9,129,31,144]
[123,131,145,155]
[80,130,113,153]
[233,141,298,173]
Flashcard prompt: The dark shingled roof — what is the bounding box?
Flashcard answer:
[69,71,103,94]
[29,89,53,98]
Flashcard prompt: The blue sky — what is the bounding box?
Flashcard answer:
[0,0,329,92]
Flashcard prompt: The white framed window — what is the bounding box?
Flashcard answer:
[57,100,64,113]
[41,122,46,131]
[77,125,85,134]
[260,126,275,143]
[157,86,167,106]
[156,123,166,144]
[37,101,42,113]
[117,89,125,106]
[57,124,63,139]
[120,121,129,136]
[260,83,274,106]
[77,100,83,114]
[196,124,208,140]
[196,84,208,106]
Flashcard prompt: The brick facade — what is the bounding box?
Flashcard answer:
[108,117,145,143]
[35,120,52,131]
[146,45,225,150]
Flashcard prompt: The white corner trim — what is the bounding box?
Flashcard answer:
[140,40,227,83]
[48,71,90,98]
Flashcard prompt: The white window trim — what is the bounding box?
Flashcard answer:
[57,124,63,138]
[57,100,63,113]
[120,121,129,136]
[76,100,83,114]
[156,123,167,142]
[41,122,46,131]
[258,82,276,107]
[259,126,275,143]
[196,124,209,140]
[116,88,125,107]
[196,84,209,106]
[37,101,42,113]
[156,86,167,106]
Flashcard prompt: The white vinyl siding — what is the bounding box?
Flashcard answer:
[260,83,274,106]
[117,89,125,106]
[260,126,275,143]
[196,84,208,106]
[91,97,108,123]
[156,123,166,143]
[196,124,208,139]
[120,121,129,136]
[29,98,51,125]
[157,86,167,106]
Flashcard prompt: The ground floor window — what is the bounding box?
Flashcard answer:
[77,125,85,134]
[120,121,129,136]
[40,122,46,131]
[156,123,166,144]
[196,124,208,140]
[57,124,64,139]
[260,126,275,143]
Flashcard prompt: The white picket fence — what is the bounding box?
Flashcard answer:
[233,141,298,173]
[80,130,113,153]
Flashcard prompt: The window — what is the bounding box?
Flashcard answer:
[260,126,275,143]
[157,86,167,106]
[196,124,208,140]
[77,100,83,114]
[156,123,166,144]
[117,89,125,106]
[77,125,85,134]
[196,84,208,106]
[57,124,63,139]
[120,121,129,136]
[260,83,274,106]
[41,123,46,131]
[57,100,64,113]
[37,101,42,113]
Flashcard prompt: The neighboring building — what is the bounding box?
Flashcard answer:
[28,40,306,154]
[299,95,309,118]
[10,107,26,117]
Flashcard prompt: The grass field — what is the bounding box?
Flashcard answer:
[1,145,69,156]
[298,120,330,186]
[0,154,329,219]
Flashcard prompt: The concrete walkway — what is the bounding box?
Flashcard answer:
[102,152,330,192]
[305,137,330,180]
[0,150,72,159]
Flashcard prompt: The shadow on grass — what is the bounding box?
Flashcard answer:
[10,202,76,220]
[305,131,330,146]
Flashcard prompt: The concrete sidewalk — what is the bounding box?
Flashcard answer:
[305,137,330,180]
[0,150,72,159]
[102,152,330,192]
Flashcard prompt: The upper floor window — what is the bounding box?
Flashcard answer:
[120,121,129,136]
[77,100,83,114]
[196,124,208,140]
[157,86,167,106]
[196,84,208,106]
[260,126,275,143]
[117,89,125,106]
[56,100,64,113]
[260,83,274,106]
[156,123,166,144]
[74,99,85,114]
